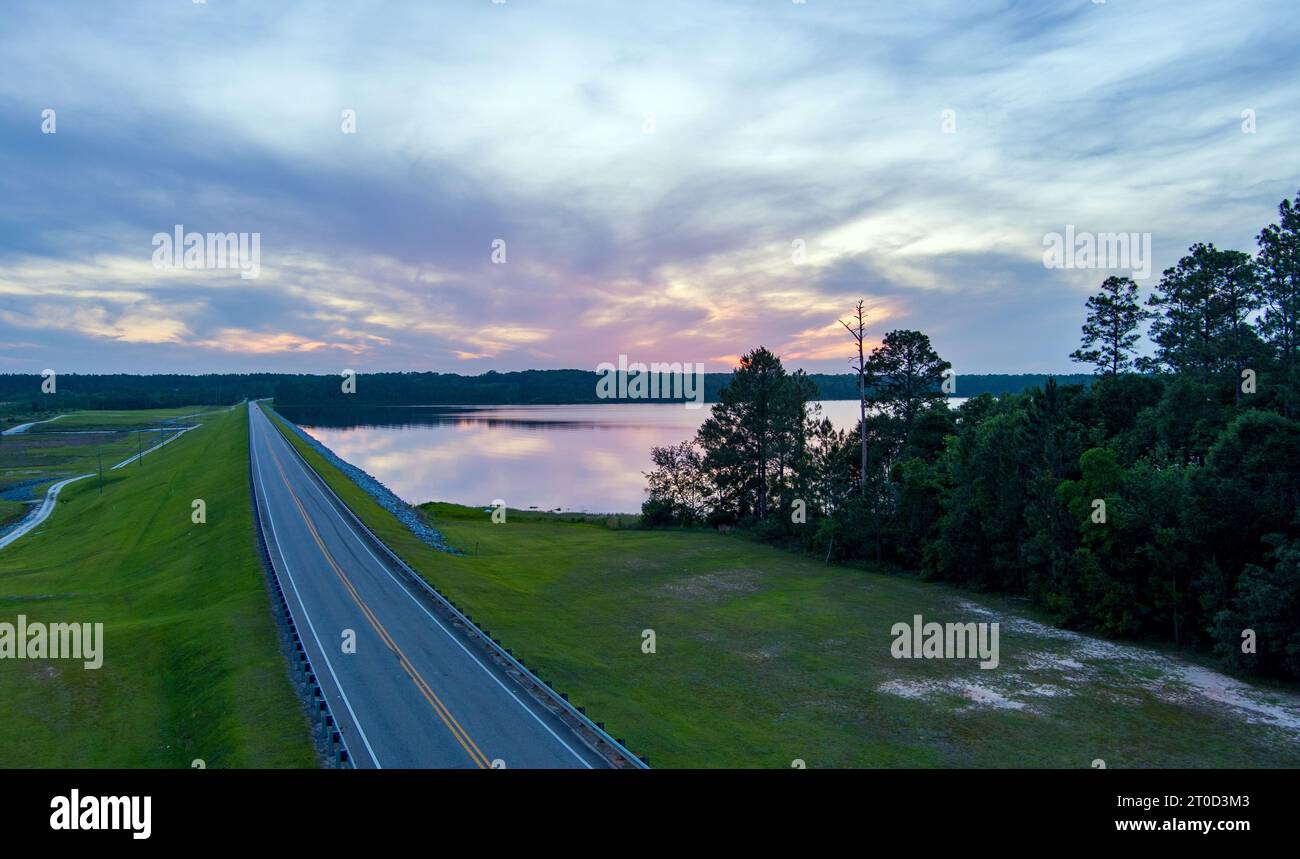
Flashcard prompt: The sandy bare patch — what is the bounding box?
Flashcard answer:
[953,600,1300,735]
[743,644,786,661]
[877,679,933,700]
[953,681,1027,710]
[1024,651,1086,675]
[877,678,1028,711]
[874,601,1300,736]
[1022,683,1069,698]
[660,569,763,602]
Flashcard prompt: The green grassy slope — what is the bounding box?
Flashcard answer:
[0,406,220,497]
[0,404,315,767]
[266,409,1300,768]
[0,498,27,529]
[32,406,224,432]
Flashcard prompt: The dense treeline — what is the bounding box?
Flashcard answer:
[645,190,1300,680]
[0,374,278,414]
[273,370,1088,405]
[0,369,1091,417]
[276,369,652,404]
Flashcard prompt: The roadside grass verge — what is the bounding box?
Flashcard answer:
[0,404,315,767]
[266,407,1300,768]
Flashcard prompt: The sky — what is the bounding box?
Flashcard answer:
[1,0,1297,377]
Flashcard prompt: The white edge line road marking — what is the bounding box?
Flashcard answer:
[0,473,94,551]
[250,407,383,769]
[261,404,595,769]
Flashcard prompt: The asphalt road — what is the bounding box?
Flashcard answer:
[248,402,607,769]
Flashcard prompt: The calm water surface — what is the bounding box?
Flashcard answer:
[282,400,961,514]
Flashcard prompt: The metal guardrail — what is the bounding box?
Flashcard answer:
[248,408,354,769]
[262,404,650,769]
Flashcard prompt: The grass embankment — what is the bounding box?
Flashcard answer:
[0,406,222,498]
[0,404,315,767]
[266,408,1300,768]
[0,428,132,490]
[35,406,222,431]
[0,498,26,529]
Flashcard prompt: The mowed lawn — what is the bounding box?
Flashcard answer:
[0,404,315,767]
[267,409,1300,768]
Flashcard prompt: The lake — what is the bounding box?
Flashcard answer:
[279,400,961,514]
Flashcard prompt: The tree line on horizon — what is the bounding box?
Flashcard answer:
[644,190,1300,681]
[0,374,281,417]
[270,369,1094,405]
[0,370,1093,417]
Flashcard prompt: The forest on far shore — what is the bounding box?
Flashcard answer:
[0,371,1093,415]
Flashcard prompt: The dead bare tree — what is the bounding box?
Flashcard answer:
[839,300,870,490]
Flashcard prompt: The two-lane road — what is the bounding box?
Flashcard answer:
[248,402,607,768]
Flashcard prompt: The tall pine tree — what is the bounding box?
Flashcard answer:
[1145,243,1259,388]
[867,329,951,455]
[696,347,812,521]
[1256,191,1300,414]
[1070,276,1150,375]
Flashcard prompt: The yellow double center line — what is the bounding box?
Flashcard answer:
[265,437,490,769]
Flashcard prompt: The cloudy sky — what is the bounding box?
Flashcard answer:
[1,0,1296,376]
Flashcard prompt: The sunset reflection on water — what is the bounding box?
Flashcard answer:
[285,401,952,514]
